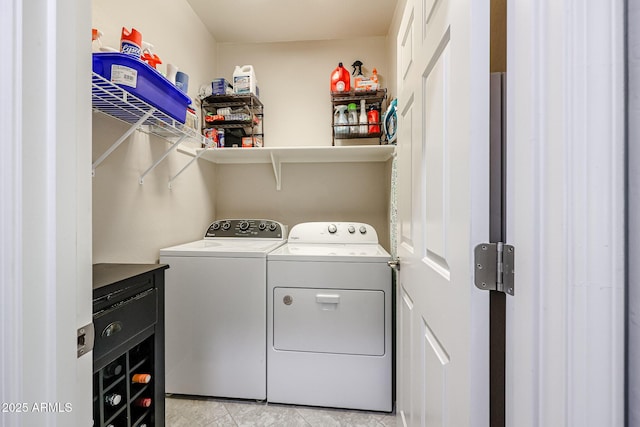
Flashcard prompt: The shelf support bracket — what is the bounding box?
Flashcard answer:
[168,143,211,189]
[139,134,188,184]
[270,152,282,191]
[92,109,155,176]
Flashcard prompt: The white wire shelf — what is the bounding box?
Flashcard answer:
[91,72,213,187]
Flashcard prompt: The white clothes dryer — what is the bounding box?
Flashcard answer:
[267,222,392,412]
[159,219,286,400]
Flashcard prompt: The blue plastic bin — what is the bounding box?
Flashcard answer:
[92,53,191,123]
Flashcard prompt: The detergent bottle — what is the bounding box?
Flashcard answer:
[347,103,358,134]
[368,105,380,135]
[120,27,142,58]
[334,105,349,137]
[233,65,257,95]
[330,63,350,92]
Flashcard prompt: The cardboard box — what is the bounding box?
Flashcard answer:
[198,78,233,98]
[242,136,263,148]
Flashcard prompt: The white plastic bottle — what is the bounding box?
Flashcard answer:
[233,65,257,95]
[334,105,349,137]
[348,103,358,134]
[359,99,368,134]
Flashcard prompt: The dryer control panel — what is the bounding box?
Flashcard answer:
[287,222,379,244]
[204,219,285,239]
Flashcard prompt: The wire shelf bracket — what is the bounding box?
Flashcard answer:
[91,72,211,185]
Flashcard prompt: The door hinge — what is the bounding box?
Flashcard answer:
[474,242,514,295]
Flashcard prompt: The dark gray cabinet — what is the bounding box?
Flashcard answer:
[92,263,168,427]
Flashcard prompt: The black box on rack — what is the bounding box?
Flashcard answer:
[224,128,245,148]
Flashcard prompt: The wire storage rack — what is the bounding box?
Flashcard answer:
[91,72,214,188]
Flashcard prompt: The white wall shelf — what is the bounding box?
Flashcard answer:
[91,72,213,188]
[196,145,396,190]
[92,72,395,190]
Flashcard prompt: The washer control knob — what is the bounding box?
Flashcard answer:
[268,222,278,231]
[222,222,231,231]
[348,225,356,234]
[328,224,337,234]
[211,222,221,230]
[258,222,267,231]
[239,221,250,231]
[359,226,367,234]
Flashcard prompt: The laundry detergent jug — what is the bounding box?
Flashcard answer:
[233,65,257,95]
[330,62,350,93]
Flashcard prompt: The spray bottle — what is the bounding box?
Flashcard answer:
[91,29,103,52]
[91,28,117,52]
[348,103,358,134]
[334,105,349,137]
[141,41,162,69]
[352,60,365,91]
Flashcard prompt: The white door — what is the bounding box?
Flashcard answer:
[394,0,490,425]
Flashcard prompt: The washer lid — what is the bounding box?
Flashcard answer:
[268,243,390,262]
[159,239,286,258]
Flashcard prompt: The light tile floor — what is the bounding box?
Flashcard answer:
[165,395,400,427]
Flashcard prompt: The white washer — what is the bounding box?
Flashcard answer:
[159,219,286,400]
[267,222,392,412]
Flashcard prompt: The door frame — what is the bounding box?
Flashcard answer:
[626,1,640,425]
[505,1,625,425]
[0,0,93,424]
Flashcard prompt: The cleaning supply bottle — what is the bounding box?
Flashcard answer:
[334,105,349,137]
[330,63,350,92]
[120,27,142,58]
[233,65,257,95]
[92,28,117,52]
[359,99,368,135]
[91,28,103,52]
[352,60,365,91]
[141,41,162,69]
[347,103,358,134]
[368,105,380,134]
[371,68,379,87]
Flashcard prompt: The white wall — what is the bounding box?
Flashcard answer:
[214,162,391,251]
[216,37,389,147]
[92,0,218,104]
[92,3,397,260]
[92,0,219,263]
[212,38,393,247]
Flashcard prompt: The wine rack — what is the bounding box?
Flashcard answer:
[92,264,168,427]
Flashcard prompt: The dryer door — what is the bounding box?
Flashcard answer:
[272,287,385,356]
